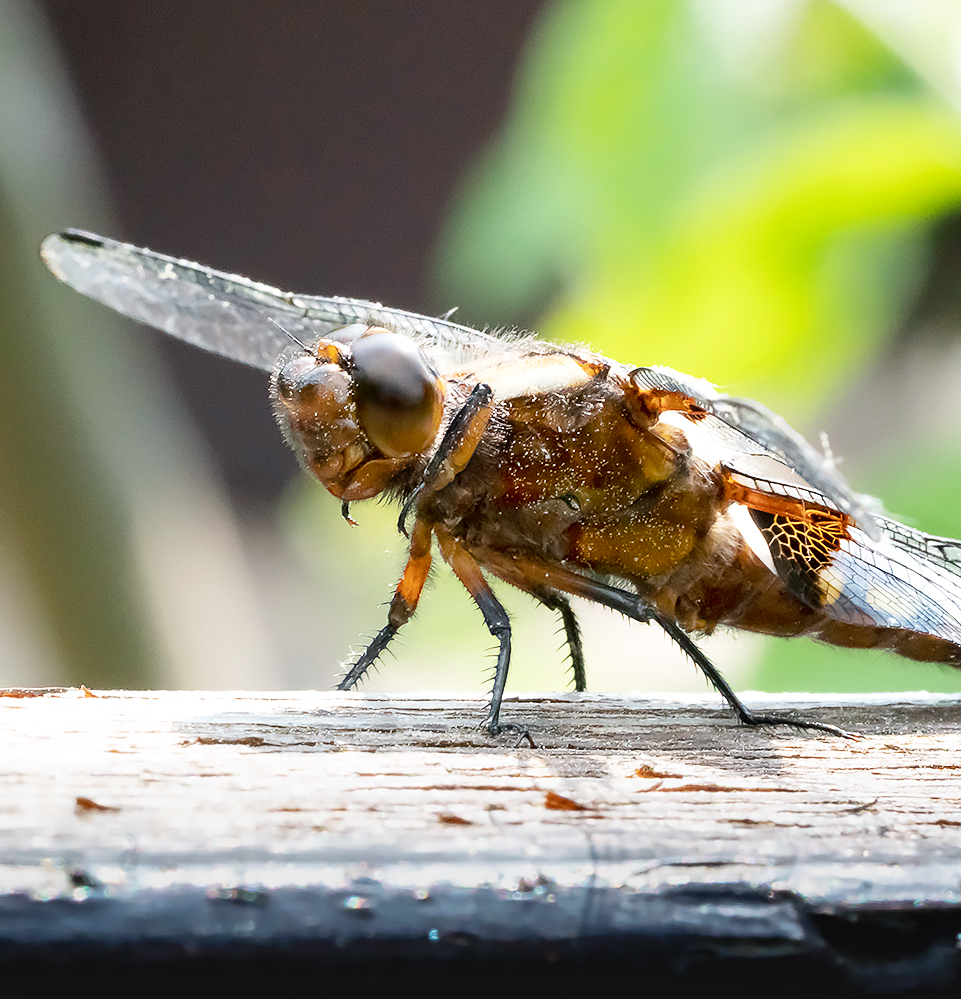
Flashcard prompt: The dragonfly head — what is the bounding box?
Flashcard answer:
[271,327,445,498]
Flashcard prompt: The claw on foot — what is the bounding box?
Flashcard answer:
[741,712,859,740]
[485,720,536,749]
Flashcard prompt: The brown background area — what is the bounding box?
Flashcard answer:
[39,0,545,502]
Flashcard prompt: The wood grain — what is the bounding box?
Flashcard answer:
[2,688,961,976]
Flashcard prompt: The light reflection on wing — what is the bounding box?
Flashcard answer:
[824,523,961,642]
[41,230,507,372]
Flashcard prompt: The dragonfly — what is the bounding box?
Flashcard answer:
[41,229,961,741]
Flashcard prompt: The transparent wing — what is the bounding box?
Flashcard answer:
[41,230,507,372]
[821,521,961,642]
[631,367,961,638]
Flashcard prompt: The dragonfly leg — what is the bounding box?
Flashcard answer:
[435,528,533,745]
[398,383,494,535]
[337,518,433,691]
[336,623,400,690]
[651,611,856,739]
[466,548,856,738]
[535,591,586,691]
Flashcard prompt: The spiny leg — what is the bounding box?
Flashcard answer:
[337,518,433,691]
[337,623,399,690]
[651,611,855,738]
[472,548,854,738]
[536,591,586,692]
[435,527,533,745]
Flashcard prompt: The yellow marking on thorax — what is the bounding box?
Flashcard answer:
[500,409,679,506]
[568,514,697,578]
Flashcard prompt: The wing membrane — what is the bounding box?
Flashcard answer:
[41,230,507,371]
[819,523,961,643]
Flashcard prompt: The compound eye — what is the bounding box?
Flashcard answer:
[351,329,444,458]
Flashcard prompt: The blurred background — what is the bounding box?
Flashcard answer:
[4,0,961,696]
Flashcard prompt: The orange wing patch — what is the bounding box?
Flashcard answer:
[751,507,848,609]
[723,470,850,611]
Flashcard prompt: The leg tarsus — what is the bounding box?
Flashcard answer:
[435,527,528,740]
[537,591,587,692]
[651,609,857,739]
[485,720,536,749]
[340,517,432,690]
[482,620,513,738]
[337,624,399,690]
[736,709,858,740]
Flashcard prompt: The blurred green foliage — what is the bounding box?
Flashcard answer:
[0,191,159,687]
[433,0,961,692]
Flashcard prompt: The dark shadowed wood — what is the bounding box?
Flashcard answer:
[3,688,961,987]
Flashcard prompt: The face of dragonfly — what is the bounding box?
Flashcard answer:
[271,326,446,500]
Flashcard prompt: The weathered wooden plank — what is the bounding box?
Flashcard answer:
[2,688,961,982]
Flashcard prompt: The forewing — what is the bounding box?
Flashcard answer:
[41,230,506,372]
